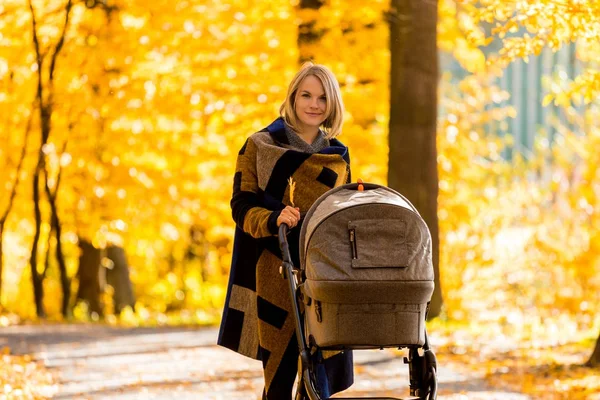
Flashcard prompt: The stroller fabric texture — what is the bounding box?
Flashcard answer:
[218,117,353,398]
[299,185,435,348]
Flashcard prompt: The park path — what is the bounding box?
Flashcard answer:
[0,324,530,399]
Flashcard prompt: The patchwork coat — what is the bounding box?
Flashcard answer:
[218,117,353,398]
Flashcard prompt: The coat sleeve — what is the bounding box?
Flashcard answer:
[230,137,281,238]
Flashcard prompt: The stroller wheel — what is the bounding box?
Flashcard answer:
[406,348,438,400]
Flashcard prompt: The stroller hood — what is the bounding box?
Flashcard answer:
[300,183,432,277]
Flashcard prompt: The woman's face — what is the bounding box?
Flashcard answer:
[294,75,327,132]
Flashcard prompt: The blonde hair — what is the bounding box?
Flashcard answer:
[279,62,344,139]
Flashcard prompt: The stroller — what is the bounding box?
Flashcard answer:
[278,182,438,400]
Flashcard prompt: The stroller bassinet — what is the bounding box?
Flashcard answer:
[278,182,438,400]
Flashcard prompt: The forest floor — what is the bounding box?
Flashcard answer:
[1,323,599,399]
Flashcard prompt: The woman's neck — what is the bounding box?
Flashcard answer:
[296,125,319,145]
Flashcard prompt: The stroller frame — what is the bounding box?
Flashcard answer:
[278,188,438,400]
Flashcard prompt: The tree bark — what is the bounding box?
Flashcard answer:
[388,0,442,319]
[105,246,135,315]
[47,196,71,317]
[75,242,135,317]
[587,331,600,367]
[44,163,71,317]
[76,239,104,317]
[30,166,46,318]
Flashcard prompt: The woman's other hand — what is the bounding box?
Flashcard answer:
[277,206,301,228]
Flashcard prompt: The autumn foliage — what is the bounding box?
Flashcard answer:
[0,0,599,374]
[1,0,600,398]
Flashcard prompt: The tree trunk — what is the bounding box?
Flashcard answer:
[44,176,71,317]
[105,246,135,315]
[30,165,46,318]
[587,331,600,367]
[76,239,104,317]
[388,0,442,319]
[27,0,73,318]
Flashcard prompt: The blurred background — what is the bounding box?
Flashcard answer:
[1,0,599,393]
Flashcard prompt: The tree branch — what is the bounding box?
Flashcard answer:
[48,0,74,84]
[28,0,44,113]
[0,104,34,224]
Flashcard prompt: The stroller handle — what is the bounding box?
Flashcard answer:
[278,222,314,386]
[278,223,292,265]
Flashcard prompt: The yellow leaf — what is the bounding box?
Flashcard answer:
[542,94,554,107]
[288,177,296,207]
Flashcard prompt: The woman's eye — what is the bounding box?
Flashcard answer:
[302,93,310,98]
[319,97,326,101]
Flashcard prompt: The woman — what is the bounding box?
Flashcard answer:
[218,62,353,399]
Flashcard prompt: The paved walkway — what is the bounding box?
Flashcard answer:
[0,325,530,399]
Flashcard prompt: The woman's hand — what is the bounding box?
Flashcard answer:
[277,206,301,228]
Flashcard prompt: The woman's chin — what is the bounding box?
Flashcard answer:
[300,118,324,129]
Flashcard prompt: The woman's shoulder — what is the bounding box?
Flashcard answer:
[246,118,285,146]
[329,137,347,149]
[247,129,275,147]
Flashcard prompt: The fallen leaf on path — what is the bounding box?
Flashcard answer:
[0,354,57,400]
